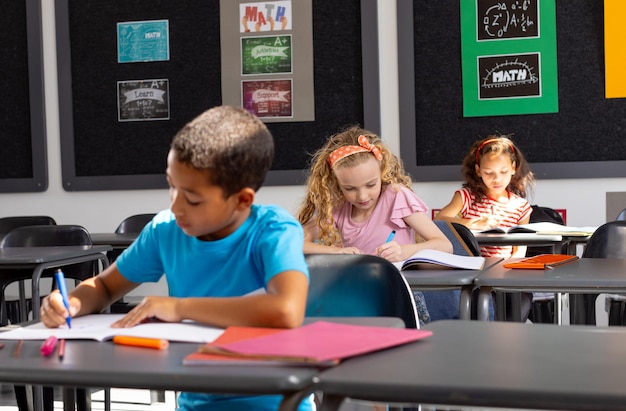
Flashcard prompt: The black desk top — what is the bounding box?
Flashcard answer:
[475,258,626,291]
[0,339,318,395]
[89,233,137,247]
[317,320,626,411]
[0,246,112,264]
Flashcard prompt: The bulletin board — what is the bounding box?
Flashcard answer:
[56,0,380,191]
[398,0,626,181]
[0,0,47,193]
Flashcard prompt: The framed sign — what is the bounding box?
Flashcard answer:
[56,0,380,190]
[0,0,47,193]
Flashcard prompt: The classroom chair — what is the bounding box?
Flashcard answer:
[571,220,626,326]
[0,216,57,325]
[526,205,565,324]
[0,224,104,411]
[423,221,481,321]
[106,213,155,263]
[304,254,419,329]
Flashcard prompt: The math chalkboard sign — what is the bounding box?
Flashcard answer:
[0,0,47,193]
[398,0,626,181]
[477,0,539,40]
[56,0,380,191]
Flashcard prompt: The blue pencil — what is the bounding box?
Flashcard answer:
[54,269,72,329]
[385,230,396,243]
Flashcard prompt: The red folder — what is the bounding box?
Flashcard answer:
[503,254,579,270]
[190,321,432,366]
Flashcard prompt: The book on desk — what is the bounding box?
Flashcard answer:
[503,254,580,270]
[474,222,597,236]
[392,249,485,271]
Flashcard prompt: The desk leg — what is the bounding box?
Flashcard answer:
[511,292,522,322]
[459,286,472,320]
[317,394,345,411]
[278,389,315,411]
[556,293,563,325]
[477,287,493,321]
[63,388,76,411]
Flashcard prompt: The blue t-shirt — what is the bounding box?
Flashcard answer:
[116,205,312,411]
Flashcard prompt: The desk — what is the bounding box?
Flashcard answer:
[400,257,502,320]
[0,339,317,411]
[475,258,626,322]
[474,232,564,252]
[89,233,137,250]
[0,317,401,411]
[316,320,626,411]
[0,246,111,322]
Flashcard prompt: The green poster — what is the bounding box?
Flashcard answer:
[241,35,292,75]
[460,0,558,117]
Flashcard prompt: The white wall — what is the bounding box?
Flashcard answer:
[1,1,623,235]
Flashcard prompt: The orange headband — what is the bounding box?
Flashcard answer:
[475,138,515,165]
[327,135,383,167]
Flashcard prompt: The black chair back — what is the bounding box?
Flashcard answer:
[304,254,418,328]
[582,220,626,259]
[526,205,565,257]
[115,213,156,234]
[0,216,56,240]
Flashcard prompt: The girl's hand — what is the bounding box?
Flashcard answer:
[469,215,501,230]
[339,246,362,255]
[111,296,181,328]
[40,291,80,328]
[376,241,403,262]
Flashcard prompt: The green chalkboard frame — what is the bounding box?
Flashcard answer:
[398,0,626,182]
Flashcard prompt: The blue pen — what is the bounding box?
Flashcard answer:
[54,269,72,329]
[385,230,396,243]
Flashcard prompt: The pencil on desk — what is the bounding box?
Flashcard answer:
[13,340,23,357]
[58,339,66,361]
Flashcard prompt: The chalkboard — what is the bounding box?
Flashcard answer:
[398,0,626,181]
[57,0,380,191]
[0,0,47,193]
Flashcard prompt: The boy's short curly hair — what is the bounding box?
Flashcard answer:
[171,106,274,197]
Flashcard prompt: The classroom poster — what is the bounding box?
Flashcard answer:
[219,0,314,123]
[117,79,170,122]
[460,0,559,117]
[604,0,626,98]
[117,20,170,63]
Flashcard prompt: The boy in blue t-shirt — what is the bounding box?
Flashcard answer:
[40,105,312,411]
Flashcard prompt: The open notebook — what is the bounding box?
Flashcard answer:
[392,249,485,271]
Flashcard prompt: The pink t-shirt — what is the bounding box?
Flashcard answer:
[332,185,429,255]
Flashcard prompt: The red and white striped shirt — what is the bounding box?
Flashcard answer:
[457,187,532,257]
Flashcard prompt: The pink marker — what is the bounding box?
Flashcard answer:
[40,336,58,357]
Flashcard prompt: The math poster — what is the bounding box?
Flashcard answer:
[460,0,558,117]
[117,20,169,63]
[604,0,626,98]
[220,0,314,123]
[117,79,170,122]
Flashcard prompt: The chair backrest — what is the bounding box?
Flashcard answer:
[0,224,92,248]
[304,254,419,329]
[0,216,56,240]
[616,208,626,221]
[581,220,626,258]
[433,220,480,256]
[115,213,156,234]
[526,205,565,256]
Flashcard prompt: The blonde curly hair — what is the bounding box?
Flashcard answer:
[297,125,413,247]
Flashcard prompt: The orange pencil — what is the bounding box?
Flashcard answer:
[112,335,169,350]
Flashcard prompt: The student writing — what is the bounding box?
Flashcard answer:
[40,106,314,411]
[435,135,535,320]
[296,126,453,324]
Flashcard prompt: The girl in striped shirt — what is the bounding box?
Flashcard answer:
[436,135,535,321]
